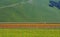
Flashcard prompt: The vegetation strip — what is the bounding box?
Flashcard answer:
[0,23,60,28]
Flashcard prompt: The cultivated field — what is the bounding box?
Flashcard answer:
[0,28,60,37]
[0,0,60,23]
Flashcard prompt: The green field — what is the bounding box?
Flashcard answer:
[0,28,60,37]
[0,0,60,23]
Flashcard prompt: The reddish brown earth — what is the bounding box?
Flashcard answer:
[0,23,60,28]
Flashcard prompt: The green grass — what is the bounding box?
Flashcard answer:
[0,28,60,37]
[0,0,60,22]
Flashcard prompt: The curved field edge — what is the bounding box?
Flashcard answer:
[0,28,60,37]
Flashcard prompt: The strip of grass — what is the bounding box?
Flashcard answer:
[0,28,60,37]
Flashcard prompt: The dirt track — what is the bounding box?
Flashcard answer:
[0,23,60,28]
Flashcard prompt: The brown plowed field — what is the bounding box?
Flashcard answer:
[0,23,60,28]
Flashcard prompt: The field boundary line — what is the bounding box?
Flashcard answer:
[0,23,60,28]
[0,2,20,9]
